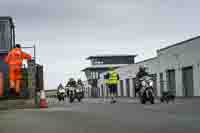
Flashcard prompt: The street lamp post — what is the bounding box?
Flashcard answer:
[22,45,36,62]
[22,45,38,103]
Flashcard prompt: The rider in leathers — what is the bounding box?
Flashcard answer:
[135,66,149,95]
[66,78,77,96]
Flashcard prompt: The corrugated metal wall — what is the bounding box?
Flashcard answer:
[0,54,9,97]
[36,65,44,91]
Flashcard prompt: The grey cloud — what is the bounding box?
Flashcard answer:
[1,0,200,88]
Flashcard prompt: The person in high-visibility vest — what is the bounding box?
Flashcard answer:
[104,66,119,103]
[4,44,32,96]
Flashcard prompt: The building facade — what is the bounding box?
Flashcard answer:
[45,89,57,98]
[82,55,137,97]
[0,16,15,53]
[0,17,44,100]
[98,36,200,97]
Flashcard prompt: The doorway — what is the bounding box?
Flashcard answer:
[182,66,194,97]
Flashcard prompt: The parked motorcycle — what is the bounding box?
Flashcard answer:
[138,76,155,104]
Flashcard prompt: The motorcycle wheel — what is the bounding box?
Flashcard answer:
[69,97,74,103]
[78,98,81,102]
[58,97,61,101]
[160,98,164,103]
[140,97,146,104]
[166,98,169,104]
[150,98,154,104]
[150,95,154,104]
[148,89,154,104]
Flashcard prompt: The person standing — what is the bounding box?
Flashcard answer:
[5,44,32,96]
[104,67,119,103]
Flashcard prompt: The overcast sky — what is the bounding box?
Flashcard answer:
[0,0,200,89]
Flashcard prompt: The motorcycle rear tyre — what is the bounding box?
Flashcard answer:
[69,97,74,103]
[140,97,146,104]
[78,98,81,102]
[150,97,154,104]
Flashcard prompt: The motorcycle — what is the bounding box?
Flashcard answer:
[75,88,83,102]
[57,89,66,101]
[67,87,76,103]
[138,76,155,104]
[67,87,83,103]
[77,85,85,99]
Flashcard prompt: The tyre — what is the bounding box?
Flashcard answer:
[62,97,65,101]
[141,100,146,104]
[160,97,164,103]
[147,90,154,104]
[78,98,81,102]
[150,98,154,104]
[69,97,74,103]
[166,98,169,104]
[140,97,146,104]
[58,97,61,101]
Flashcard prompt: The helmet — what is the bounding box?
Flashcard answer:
[77,79,82,84]
[139,66,145,71]
[109,66,114,70]
[15,44,21,48]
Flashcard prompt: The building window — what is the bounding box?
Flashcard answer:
[92,72,95,79]
[132,78,136,97]
[96,72,99,79]
[125,79,130,97]
[182,66,194,97]
[120,80,124,96]
[160,72,164,94]
[166,69,176,93]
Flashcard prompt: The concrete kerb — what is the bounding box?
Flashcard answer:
[0,99,38,110]
[83,97,198,104]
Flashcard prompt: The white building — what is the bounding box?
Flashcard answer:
[98,36,200,97]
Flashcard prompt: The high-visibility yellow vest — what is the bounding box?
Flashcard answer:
[105,70,119,85]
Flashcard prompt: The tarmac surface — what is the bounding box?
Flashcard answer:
[0,98,200,133]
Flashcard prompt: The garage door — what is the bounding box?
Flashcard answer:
[132,78,136,97]
[125,79,130,97]
[182,66,194,97]
[120,80,124,96]
[160,73,164,94]
[149,74,157,96]
[101,84,104,97]
[166,69,176,94]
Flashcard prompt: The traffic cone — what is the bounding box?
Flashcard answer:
[40,90,48,108]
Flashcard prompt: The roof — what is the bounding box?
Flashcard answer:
[45,89,57,92]
[157,35,200,52]
[135,57,157,65]
[0,16,14,26]
[86,54,137,60]
[82,64,128,71]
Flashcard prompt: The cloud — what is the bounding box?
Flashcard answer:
[1,0,200,88]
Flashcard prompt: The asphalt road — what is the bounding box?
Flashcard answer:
[0,98,200,133]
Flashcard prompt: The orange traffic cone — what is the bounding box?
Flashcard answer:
[40,90,48,108]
